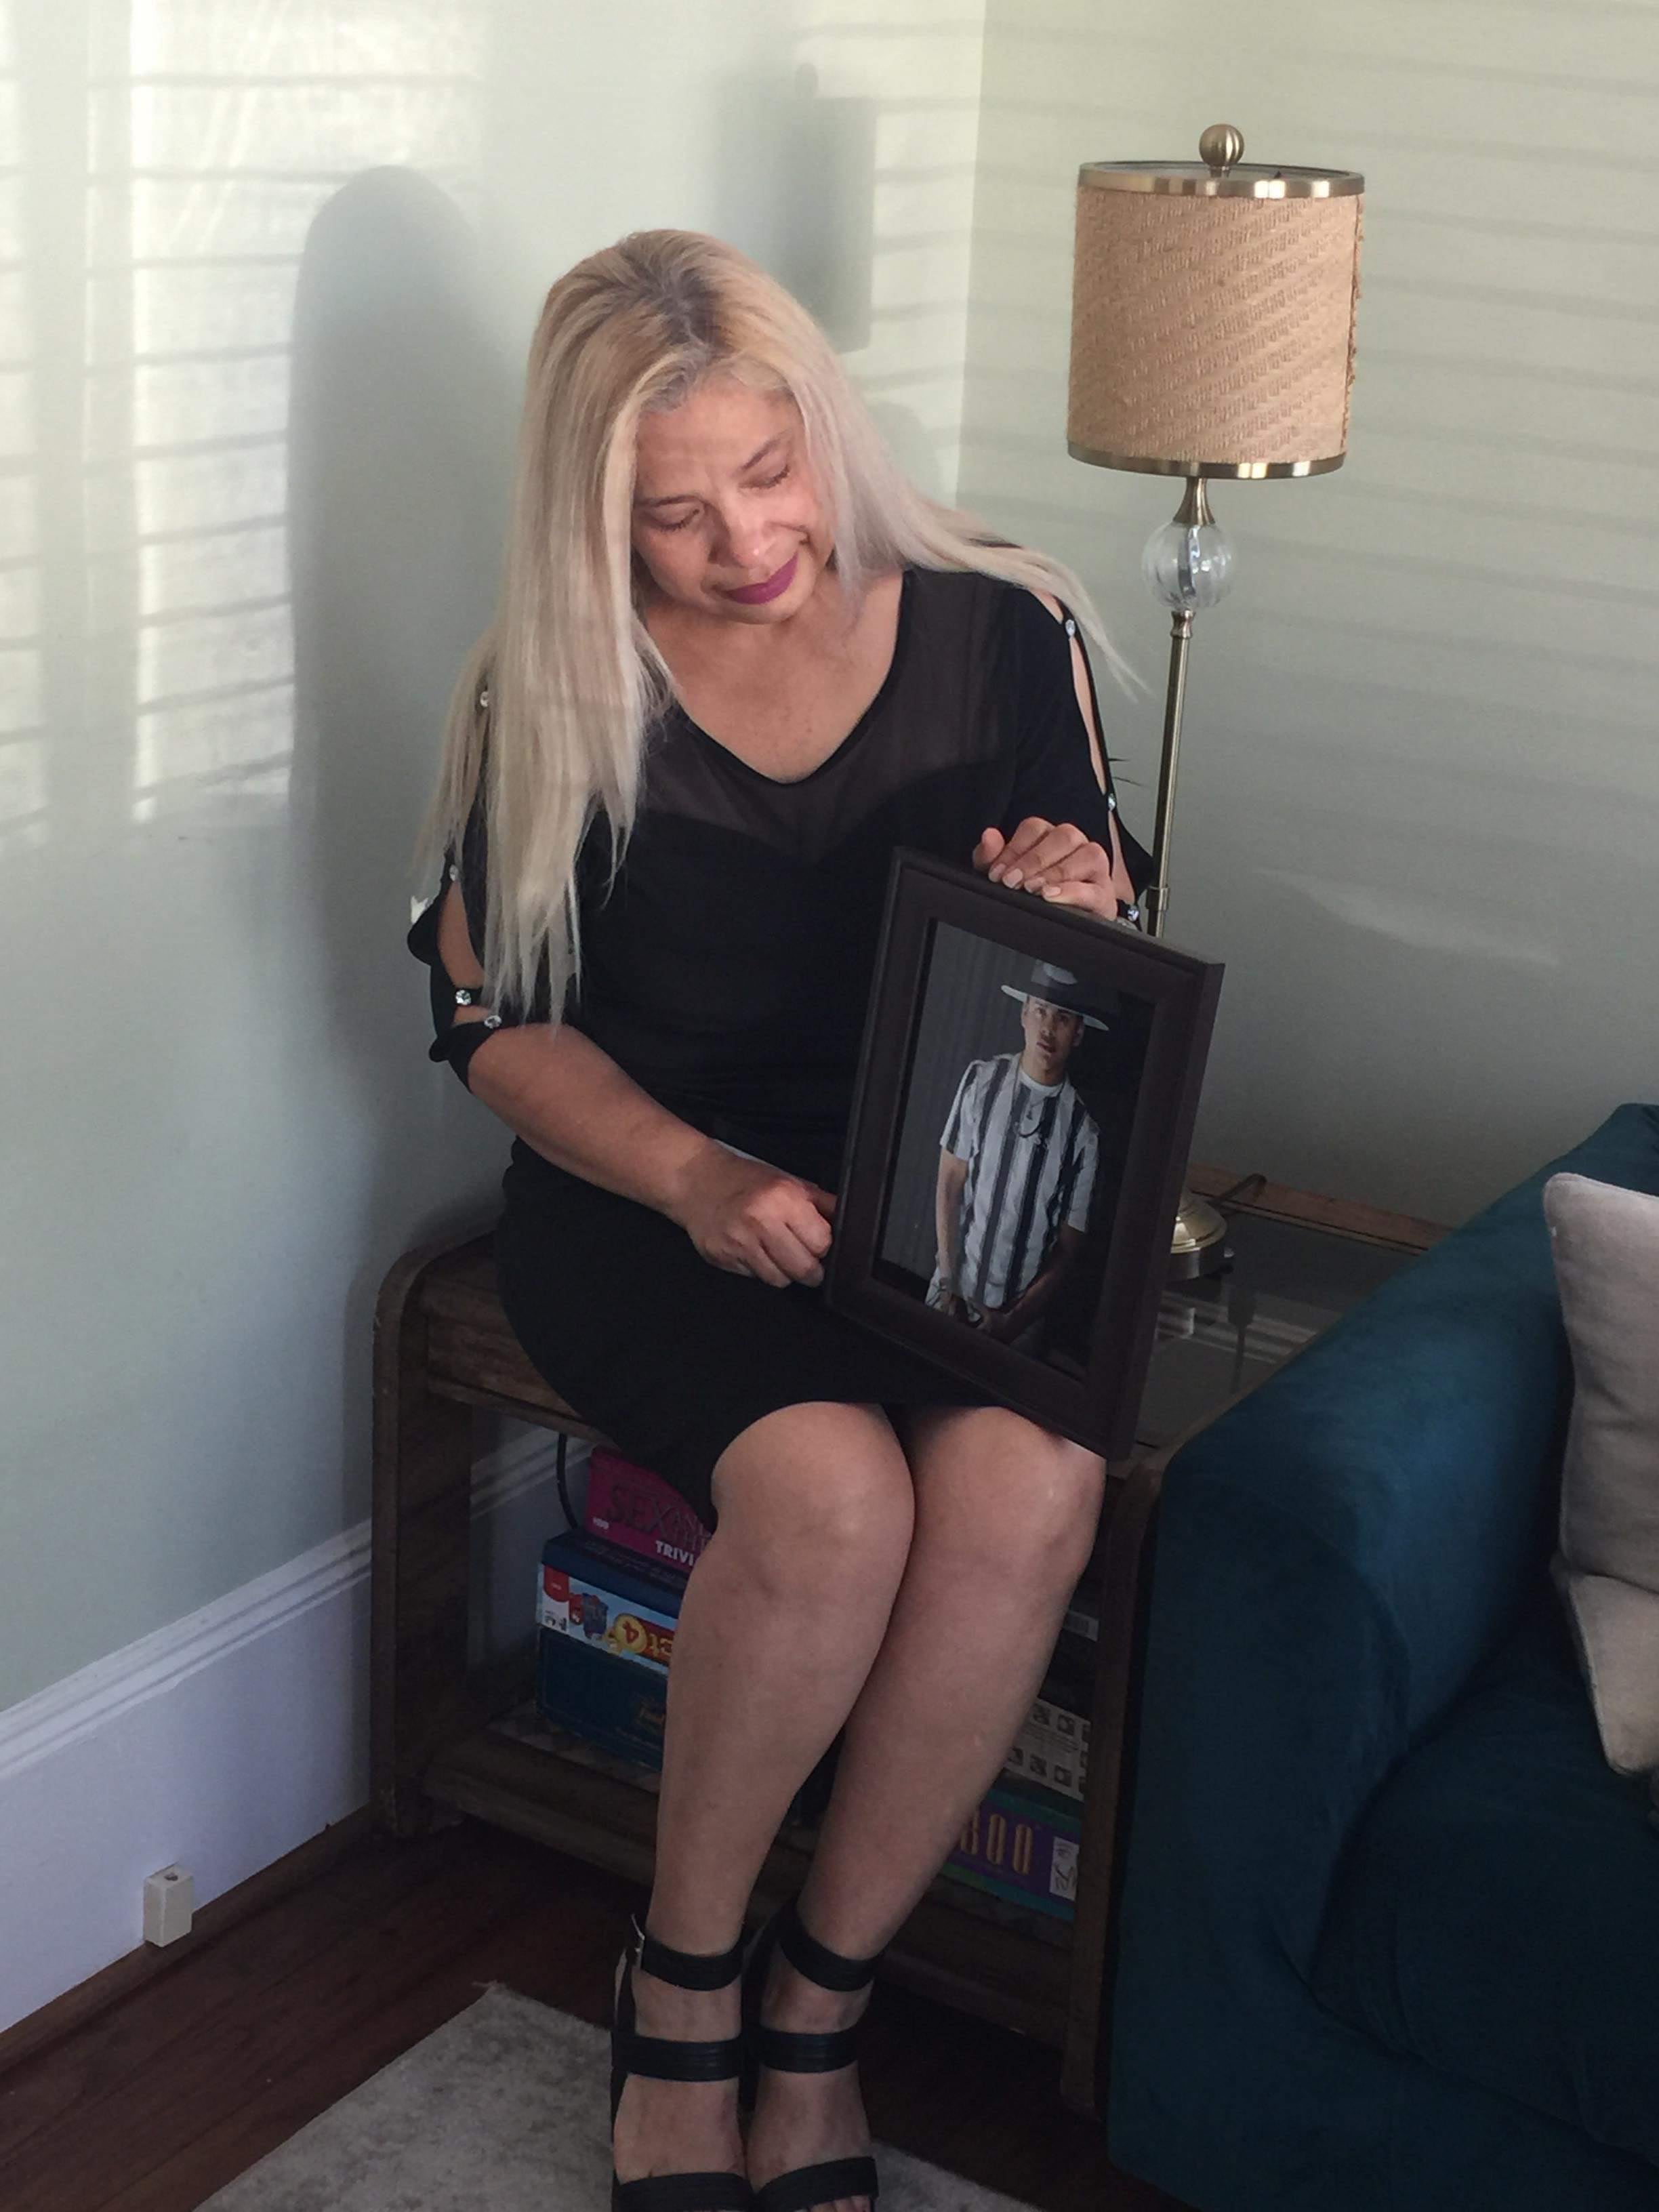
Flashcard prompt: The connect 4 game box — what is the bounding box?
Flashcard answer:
[537,1529,684,1668]
[535,1531,686,1769]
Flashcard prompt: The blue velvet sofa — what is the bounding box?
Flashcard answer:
[1107,1104,1659,2212]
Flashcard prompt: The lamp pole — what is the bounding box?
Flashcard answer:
[1137,472,1235,1269]
[1143,607,1191,943]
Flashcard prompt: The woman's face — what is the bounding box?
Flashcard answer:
[630,375,830,624]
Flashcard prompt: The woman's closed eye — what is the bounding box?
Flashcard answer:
[644,465,793,534]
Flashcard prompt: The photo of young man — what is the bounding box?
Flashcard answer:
[927,960,1105,1345]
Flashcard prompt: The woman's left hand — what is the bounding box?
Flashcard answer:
[972,819,1127,920]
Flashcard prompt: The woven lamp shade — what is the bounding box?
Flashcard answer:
[1068,152,1364,478]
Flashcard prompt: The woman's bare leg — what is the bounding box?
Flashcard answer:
[612,1401,914,2188]
[745,1406,1105,2212]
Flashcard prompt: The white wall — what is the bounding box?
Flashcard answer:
[958,0,1659,1222]
[0,1425,583,2037]
[0,0,985,1721]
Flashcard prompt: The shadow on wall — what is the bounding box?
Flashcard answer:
[714,64,877,354]
[710,64,945,504]
[287,166,516,1501]
[290,165,511,1092]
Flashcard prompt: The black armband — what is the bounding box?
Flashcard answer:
[428,1012,509,1090]
[408,864,519,1092]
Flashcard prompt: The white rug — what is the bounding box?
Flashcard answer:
[199,1985,1038,2212]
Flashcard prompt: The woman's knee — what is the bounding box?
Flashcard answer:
[710,1401,915,1597]
[910,1406,1104,1589]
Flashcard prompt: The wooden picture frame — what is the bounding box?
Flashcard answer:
[826,851,1224,1458]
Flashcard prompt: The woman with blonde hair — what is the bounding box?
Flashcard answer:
[410,228,1147,2212]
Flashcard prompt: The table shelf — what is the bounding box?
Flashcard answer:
[423,1704,1072,2043]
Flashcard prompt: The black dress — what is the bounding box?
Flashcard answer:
[409,567,1147,1525]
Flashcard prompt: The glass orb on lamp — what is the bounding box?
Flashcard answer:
[1141,480,1234,613]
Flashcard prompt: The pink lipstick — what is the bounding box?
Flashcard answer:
[721,553,798,606]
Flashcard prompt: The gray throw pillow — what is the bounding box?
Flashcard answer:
[1546,1172,1659,1777]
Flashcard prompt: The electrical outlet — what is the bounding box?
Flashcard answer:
[143,1864,194,1946]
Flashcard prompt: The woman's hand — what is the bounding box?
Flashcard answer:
[972,819,1131,920]
[667,1144,837,1288]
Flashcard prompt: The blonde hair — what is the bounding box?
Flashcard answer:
[422,227,1140,1021]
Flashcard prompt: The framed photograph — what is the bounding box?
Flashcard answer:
[827,851,1224,1458]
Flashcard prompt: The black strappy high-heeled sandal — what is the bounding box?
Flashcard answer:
[739,1899,882,2212]
[611,1917,754,2212]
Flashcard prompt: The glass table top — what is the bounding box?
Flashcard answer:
[1133,1211,1422,1453]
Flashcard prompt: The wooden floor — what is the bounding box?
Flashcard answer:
[0,1819,1187,2212]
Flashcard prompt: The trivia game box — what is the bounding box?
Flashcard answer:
[583,1448,709,1575]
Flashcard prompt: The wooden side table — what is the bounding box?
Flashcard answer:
[371,1167,1442,2114]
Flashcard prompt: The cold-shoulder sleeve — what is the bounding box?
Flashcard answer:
[406,693,572,1086]
[999,586,1151,910]
[406,782,520,1088]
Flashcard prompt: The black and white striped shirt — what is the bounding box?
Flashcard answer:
[930,1054,1099,1311]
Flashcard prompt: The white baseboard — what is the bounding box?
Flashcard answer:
[0,1427,584,2039]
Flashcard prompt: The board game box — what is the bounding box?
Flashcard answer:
[534,1530,688,1768]
[536,1625,671,1769]
[583,1449,709,1575]
[941,1776,1081,1921]
[1003,1690,1090,1803]
[537,1529,685,1673]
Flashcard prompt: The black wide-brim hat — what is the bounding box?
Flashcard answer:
[1000,959,1111,1031]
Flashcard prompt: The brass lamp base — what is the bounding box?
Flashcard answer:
[1170,1187,1229,1280]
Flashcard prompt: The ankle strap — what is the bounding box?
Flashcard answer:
[635,1918,747,1990]
[777,1900,881,1992]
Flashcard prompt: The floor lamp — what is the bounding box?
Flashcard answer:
[1067,123,1365,1276]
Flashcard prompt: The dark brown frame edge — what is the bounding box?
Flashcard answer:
[828,850,1224,1457]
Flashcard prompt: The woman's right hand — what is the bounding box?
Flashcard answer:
[668,1145,837,1288]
